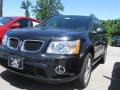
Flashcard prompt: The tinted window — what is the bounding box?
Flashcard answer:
[17,19,40,28]
[32,21,40,27]
[28,20,40,27]
[39,16,91,30]
[114,36,120,39]
[17,19,29,28]
[0,17,14,26]
[93,19,103,31]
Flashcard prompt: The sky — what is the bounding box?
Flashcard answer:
[3,0,120,20]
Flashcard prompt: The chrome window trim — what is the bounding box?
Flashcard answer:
[7,37,20,50]
[21,39,44,53]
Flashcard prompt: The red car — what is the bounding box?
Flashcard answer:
[0,17,41,42]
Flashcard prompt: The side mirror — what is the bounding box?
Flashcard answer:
[96,28,107,33]
[10,23,20,28]
[92,28,107,34]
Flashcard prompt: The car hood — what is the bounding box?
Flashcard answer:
[7,27,88,41]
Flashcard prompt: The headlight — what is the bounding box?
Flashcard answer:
[47,40,80,54]
[2,35,8,45]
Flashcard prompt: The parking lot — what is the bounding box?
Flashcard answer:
[0,46,120,90]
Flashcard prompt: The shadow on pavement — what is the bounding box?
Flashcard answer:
[108,62,120,90]
[0,61,100,90]
[0,70,82,90]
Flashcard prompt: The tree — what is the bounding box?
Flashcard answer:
[21,0,31,17]
[0,0,3,16]
[103,19,120,36]
[32,0,64,20]
[103,19,120,44]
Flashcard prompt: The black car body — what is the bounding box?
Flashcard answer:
[0,15,107,88]
[112,35,120,46]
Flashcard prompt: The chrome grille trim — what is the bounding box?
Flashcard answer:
[7,37,20,50]
[21,40,44,53]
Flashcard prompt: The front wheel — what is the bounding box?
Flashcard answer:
[74,53,92,89]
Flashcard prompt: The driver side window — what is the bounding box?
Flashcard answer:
[93,20,99,31]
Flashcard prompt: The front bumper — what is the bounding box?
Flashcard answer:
[0,46,82,84]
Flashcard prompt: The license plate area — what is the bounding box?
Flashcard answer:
[8,55,24,70]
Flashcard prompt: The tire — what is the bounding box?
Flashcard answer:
[74,53,93,89]
[100,48,107,64]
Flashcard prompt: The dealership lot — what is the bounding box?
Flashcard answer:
[0,46,120,90]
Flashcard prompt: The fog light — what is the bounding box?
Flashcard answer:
[55,65,65,75]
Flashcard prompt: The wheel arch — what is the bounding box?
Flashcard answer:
[75,45,94,75]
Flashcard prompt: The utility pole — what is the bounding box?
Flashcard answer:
[0,0,3,16]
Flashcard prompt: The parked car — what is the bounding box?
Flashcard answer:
[111,35,120,46]
[0,15,107,89]
[0,17,41,42]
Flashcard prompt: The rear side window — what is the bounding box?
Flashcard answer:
[32,22,39,27]
[17,19,29,28]
[16,19,40,28]
[28,20,40,27]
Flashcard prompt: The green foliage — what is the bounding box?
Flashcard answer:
[21,0,31,17]
[103,19,120,44]
[32,0,64,20]
[103,19,120,36]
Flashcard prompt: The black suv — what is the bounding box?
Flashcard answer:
[0,15,107,89]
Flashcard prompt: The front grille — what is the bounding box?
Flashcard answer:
[6,37,44,52]
[8,37,19,50]
[21,40,44,52]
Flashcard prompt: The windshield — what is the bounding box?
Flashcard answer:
[0,17,14,26]
[38,16,90,30]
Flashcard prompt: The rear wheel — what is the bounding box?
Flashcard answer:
[75,53,92,89]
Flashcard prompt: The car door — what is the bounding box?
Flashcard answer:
[98,21,107,55]
[92,19,105,59]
